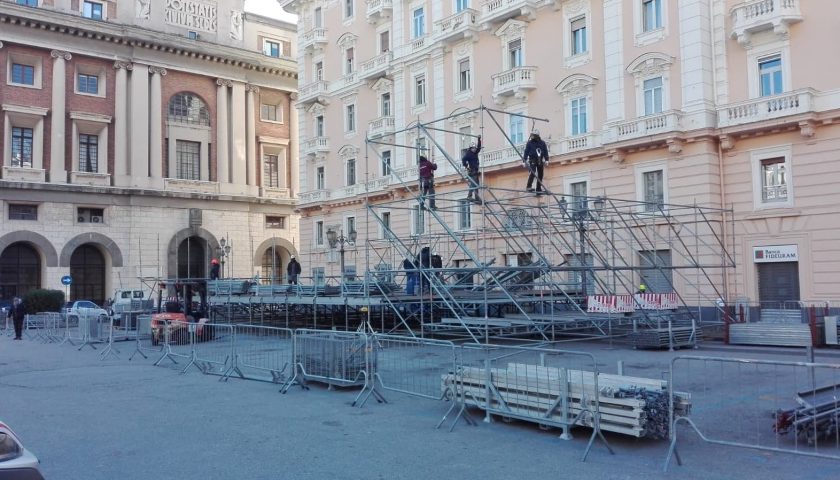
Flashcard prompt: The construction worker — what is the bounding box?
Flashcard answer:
[637,284,647,294]
[461,135,482,204]
[418,155,438,210]
[523,129,549,194]
[210,258,220,280]
[287,255,302,284]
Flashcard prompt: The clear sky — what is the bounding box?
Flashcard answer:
[244,0,298,23]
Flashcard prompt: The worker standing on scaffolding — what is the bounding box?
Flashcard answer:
[461,135,483,204]
[418,155,438,210]
[524,129,549,195]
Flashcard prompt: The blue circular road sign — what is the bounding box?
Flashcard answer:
[61,275,72,286]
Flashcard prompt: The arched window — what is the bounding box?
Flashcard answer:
[0,242,41,299]
[168,93,210,126]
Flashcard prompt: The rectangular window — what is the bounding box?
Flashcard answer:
[346,104,356,132]
[456,0,469,12]
[412,205,425,235]
[266,215,286,229]
[345,48,355,74]
[77,73,99,95]
[642,0,663,32]
[413,8,425,38]
[314,7,323,27]
[187,31,199,40]
[415,137,427,163]
[175,140,200,180]
[643,169,664,211]
[381,211,391,239]
[346,158,356,186]
[508,39,523,68]
[315,61,324,81]
[381,93,391,116]
[315,115,325,137]
[380,31,390,53]
[761,157,787,202]
[315,221,325,246]
[82,1,103,20]
[264,154,280,188]
[509,115,524,144]
[11,127,34,168]
[316,166,325,190]
[759,55,783,97]
[79,134,98,173]
[415,75,426,106]
[11,63,35,86]
[346,217,356,237]
[458,200,472,230]
[261,104,279,122]
[571,97,587,135]
[571,16,587,55]
[570,180,588,211]
[643,76,664,115]
[263,40,281,58]
[381,150,392,176]
[458,58,471,92]
[8,204,37,221]
[459,126,472,151]
[17,0,38,6]
[77,207,104,223]
[345,0,354,18]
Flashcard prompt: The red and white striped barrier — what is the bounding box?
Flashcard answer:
[587,295,636,313]
[634,293,679,310]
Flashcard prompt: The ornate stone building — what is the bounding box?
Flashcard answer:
[0,0,298,305]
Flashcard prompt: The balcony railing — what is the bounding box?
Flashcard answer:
[300,27,328,51]
[365,0,393,21]
[606,111,683,143]
[555,132,601,155]
[730,0,802,45]
[390,165,419,185]
[480,0,541,25]
[340,72,358,88]
[365,176,391,192]
[434,8,480,43]
[718,89,814,128]
[260,186,292,199]
[298,189,330,204]
[302,136,330,156]
[368,116,395,138]
[298,80,329,103]
[410,36,427,53]
[480,143,525,168]
[491,66,538,100]
[359,51,392,79]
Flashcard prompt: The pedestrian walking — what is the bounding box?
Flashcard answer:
[523,129,549,194]
[461,135,483,204]
[8,297,25,340]
[418,155,438,210]
[287,255,302,284]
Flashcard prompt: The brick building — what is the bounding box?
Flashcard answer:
[0,0,298,305]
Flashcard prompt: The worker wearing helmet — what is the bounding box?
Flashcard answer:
[637,284,647,294]
[461,135,483,204]
[210,258,221,280]
[524,129,549,195]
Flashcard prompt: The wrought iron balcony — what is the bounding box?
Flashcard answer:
[359,51,392,80]
[491,66,537,103]
[730,0,802,45]
[302,136,330,157]
[298,80,329,104]
[365,0,393,23]
[368,116,395,138]
[718,89,815,128]
[434,8,480,44]
[300,27,328,52]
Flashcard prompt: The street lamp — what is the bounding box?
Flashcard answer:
[326,228,357,282]
[219,236,232,278]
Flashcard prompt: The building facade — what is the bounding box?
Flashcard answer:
[0,0,299,306]
[283,0,840,306]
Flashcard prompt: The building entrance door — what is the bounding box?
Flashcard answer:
[757,262,800,306]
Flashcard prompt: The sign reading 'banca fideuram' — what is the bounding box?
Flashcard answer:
[165,0,218,32]
[753,244,799,263]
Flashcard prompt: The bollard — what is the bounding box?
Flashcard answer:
[617,360,624,376]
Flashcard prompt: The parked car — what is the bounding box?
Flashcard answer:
[0,420,44,480]
[62,300,109,323]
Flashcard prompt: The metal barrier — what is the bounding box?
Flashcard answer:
[24,314,48,342]
[153,320,198,372]
[223,325,295,386]
[98,317,121,360]
[285,329,376,406]
[441,343,614,461]
[75,312,108,351]
[665,355,840,471]
[369,334,456,403]
[129,315,163,360]
[192,323,235,375]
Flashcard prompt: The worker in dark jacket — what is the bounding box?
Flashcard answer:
[7,297,26,340]
[210,258,221,280]
[287,255,302,284]
[523,129,549,194]
[461,135,482,204]
[418,155,438,210]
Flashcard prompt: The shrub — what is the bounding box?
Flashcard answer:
[22,289,65,314]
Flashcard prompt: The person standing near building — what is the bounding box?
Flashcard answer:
[287,255,302,284]
[8,297,25,341]
[418,155,438,210]
[461,135,483,204]
[524,130,549,194]
[210,258,221,280]
[403,256,418,296]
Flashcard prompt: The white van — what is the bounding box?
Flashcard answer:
[110,289,153,322]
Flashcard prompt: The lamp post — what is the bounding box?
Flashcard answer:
[560,196,604,297]
[219,236,231,279]
[326,228,357,282]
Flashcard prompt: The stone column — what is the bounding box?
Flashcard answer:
[50,50,71,183]
[230,82,247,187]
[149,66,167,185]
[246,84,258,189]
[129,64,150,184]
[113,61,132,184]
[289,92,299,197]
[216,79,231,184]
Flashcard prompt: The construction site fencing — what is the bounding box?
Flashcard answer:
[23,313,48,341]
[65,312,109,350]
[224,325,295,385]
[441,343,614,461]
[129,314,162,361]
[192,323,235,375]
[153,320,195,369]
[370,334,457,401]
[665,355,840,471]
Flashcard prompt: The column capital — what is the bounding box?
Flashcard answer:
[216,78,233,87]
[289,92,298,101]
[50,50,72,61]
[114,60,134,71]
[149,66,168,76]
[246,84,260,93]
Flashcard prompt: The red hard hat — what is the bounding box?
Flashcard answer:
[211,258,219,265]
